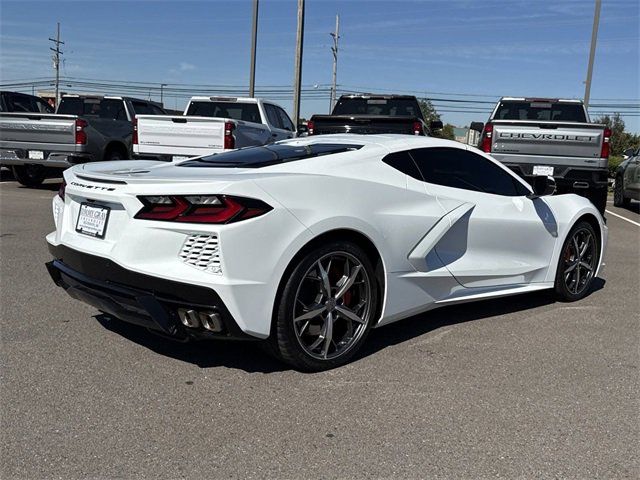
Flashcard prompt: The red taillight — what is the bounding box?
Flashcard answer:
[480,122,493,152]
[75,119,88,145]
[601,127,611,159]
[412,121,423,136]
[224,121,235,150]
[134,195,271,224]
[307,120,315,135]
[132,118,138,145]
[58,180,66,200]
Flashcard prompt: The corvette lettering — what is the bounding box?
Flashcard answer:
[70,181,115,192]
[498,132,595,142]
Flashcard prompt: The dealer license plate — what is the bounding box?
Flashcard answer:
[76,203,110,239]
[533,165,554,176]
[28,150,44,160]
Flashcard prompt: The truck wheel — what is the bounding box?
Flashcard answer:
[12,165,46,187]
[587,188,607,215]
[613,176,630,208]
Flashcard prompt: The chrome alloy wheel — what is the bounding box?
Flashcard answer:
[292,252,373,360]
[562,227,597,295]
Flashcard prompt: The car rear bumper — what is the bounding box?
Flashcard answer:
[46,243,257,341]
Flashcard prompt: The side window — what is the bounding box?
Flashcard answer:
[8,93,35,112]
[382,151,424,181]
[275,106,295,131]
[264,104,283,129]
[151,105,166,115]
[131,101,153,115]
[409,147,528,196]
[36,98,54,113]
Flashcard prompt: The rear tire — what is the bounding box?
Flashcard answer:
[554,220,599,302]
[104,148,126,161]
[12,165,46,187]
[269,241,378,372]
[613,176,630,208]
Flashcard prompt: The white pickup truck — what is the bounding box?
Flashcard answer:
[133,97,297,161]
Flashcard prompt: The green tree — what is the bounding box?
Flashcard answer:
[418,99,441,124]
[439,123,456,140]
[594,113,640,156]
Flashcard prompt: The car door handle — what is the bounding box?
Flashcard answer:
[272,133,278,137]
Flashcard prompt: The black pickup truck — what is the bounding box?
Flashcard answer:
[0,95,166,186]
[307,94,442,136]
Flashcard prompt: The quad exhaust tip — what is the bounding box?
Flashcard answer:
[178,308,223,332]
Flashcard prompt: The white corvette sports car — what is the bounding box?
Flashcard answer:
[46,135,607,371]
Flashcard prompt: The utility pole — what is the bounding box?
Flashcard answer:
[330,14,340,111]
[584,0,601,109]
[49,22,64,106]
[249,0,259,97]
[292,0,305,127]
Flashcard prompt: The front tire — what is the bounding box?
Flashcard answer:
[554,221,599,302]
[270,241,378,372]
[12,165,46,187]
[613,176,630,208]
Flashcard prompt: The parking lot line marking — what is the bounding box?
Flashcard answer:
[606,210,640,227]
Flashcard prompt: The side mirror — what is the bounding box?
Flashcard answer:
[296,123,308,136]
[470,121,484,132]
[429,120,443,131]
[528,175,556,199]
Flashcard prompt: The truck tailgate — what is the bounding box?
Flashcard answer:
[135,115,226,157]
[311,115,419,135]
[491,121,604,159]
[0,113,78,150]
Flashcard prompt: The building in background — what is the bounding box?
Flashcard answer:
[453,126,480,146]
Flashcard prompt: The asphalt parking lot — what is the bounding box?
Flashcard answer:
[1,172,638,479]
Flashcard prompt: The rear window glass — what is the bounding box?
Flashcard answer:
[57,98,127,120]
[180,143,363,168]
[494,102,587,122]
[186,101,261,123]
[332,98,421,117]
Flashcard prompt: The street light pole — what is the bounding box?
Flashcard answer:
[249,0,259,97]
[292,0,305,127]
[330,14,340,111]
[584,0,601,109]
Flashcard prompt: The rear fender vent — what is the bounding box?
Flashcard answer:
[179,234,221,274]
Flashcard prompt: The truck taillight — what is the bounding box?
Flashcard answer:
[480,123,493,152]
[412,121,422,135]
[132,118,138,145]
[307,120,315,135]
[75,119,88,145]
[601,127,611,159]
[224,121,235,149]
[134,195,272,224]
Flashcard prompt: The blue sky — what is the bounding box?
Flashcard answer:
[1,0,638,130]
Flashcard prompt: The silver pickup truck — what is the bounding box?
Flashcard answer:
[0,95,166,186]
[472,97,610,214]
